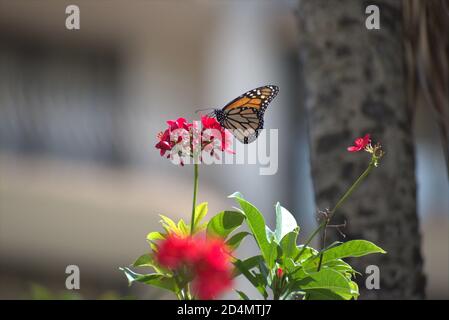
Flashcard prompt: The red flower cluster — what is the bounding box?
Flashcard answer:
[155,116,233,164]
[347,134,371,152]
[200,115,234,156]
[155,118,192,157]
[155,234,234,299]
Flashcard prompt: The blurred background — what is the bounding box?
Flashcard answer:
[0,0,447,299]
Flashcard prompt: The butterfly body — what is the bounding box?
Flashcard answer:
[211,85,279,144]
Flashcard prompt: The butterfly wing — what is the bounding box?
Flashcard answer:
[222,85,279,113]
[216,85,279,144]
[221,107,262,144]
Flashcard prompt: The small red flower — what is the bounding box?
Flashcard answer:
[155,130,172,156]
[347,134,371,152]
[276,267,283,278]
[201,115,222,131]
[167,117,191,132]
[155,117,191,158]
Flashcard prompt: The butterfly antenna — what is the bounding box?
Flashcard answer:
[195,107,215,116]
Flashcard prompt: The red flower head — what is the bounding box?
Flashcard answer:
[192,269,233,300]
[276,267,283,278]
[154,235,234,299]
[155,234,201,269]
[347,134,371,152]
[195,238,232,272]
[192,239,233,300]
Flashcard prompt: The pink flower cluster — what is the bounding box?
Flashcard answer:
[155,116,234,165]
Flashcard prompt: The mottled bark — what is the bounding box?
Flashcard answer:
[298,0,426,299]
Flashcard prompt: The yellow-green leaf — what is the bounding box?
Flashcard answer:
[193,202,208,233]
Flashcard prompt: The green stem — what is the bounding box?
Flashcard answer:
[294,220,326,261]
[316,225,327,271]
[173,274,185,300]
[330,161,375,215]
[296,159,376,264]
[316,160,376,271]
[190,163,199,235]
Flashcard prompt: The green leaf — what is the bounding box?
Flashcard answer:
[284,258,297,273]
[305,289,347,300]
[258,259,270,286]
[133,253,164,273]
[207,211,245,239]
[233,259,268,298]
[265,226,276,242]
[267,240,279,269]
[319,240,386,264]
[322,241,344,253]
[119,267,177,292]
[133,253,154,268]
[295,245,319,262]
[280,228,299,259]
[146,231,165,251]
[226,232,250,250]
[229,193,271,263]
[232,255,262,278]
[228,191,244,199]
[297,268,355,300]
[159,215,180,234]
[349,281,359,299]
[319,259,358,277]
[236,290,250,300]
[147,231,165,242]
[177,219,189,236]
[284,291,305,300]
[253,273,269,299]
[299,253,358,280]
[274,203,298,242]
[193,202,208,232]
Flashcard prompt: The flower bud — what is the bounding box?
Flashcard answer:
[276,267,283,278]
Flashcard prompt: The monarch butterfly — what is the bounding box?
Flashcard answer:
[210,85,279,144]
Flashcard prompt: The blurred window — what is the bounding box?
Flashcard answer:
[0,35,125,166]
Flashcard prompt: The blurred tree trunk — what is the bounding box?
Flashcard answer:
[297,0,426,299]
[403,0,449,181]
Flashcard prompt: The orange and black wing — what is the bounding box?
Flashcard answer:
[222,85,279,113]
[216,85,279,144]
